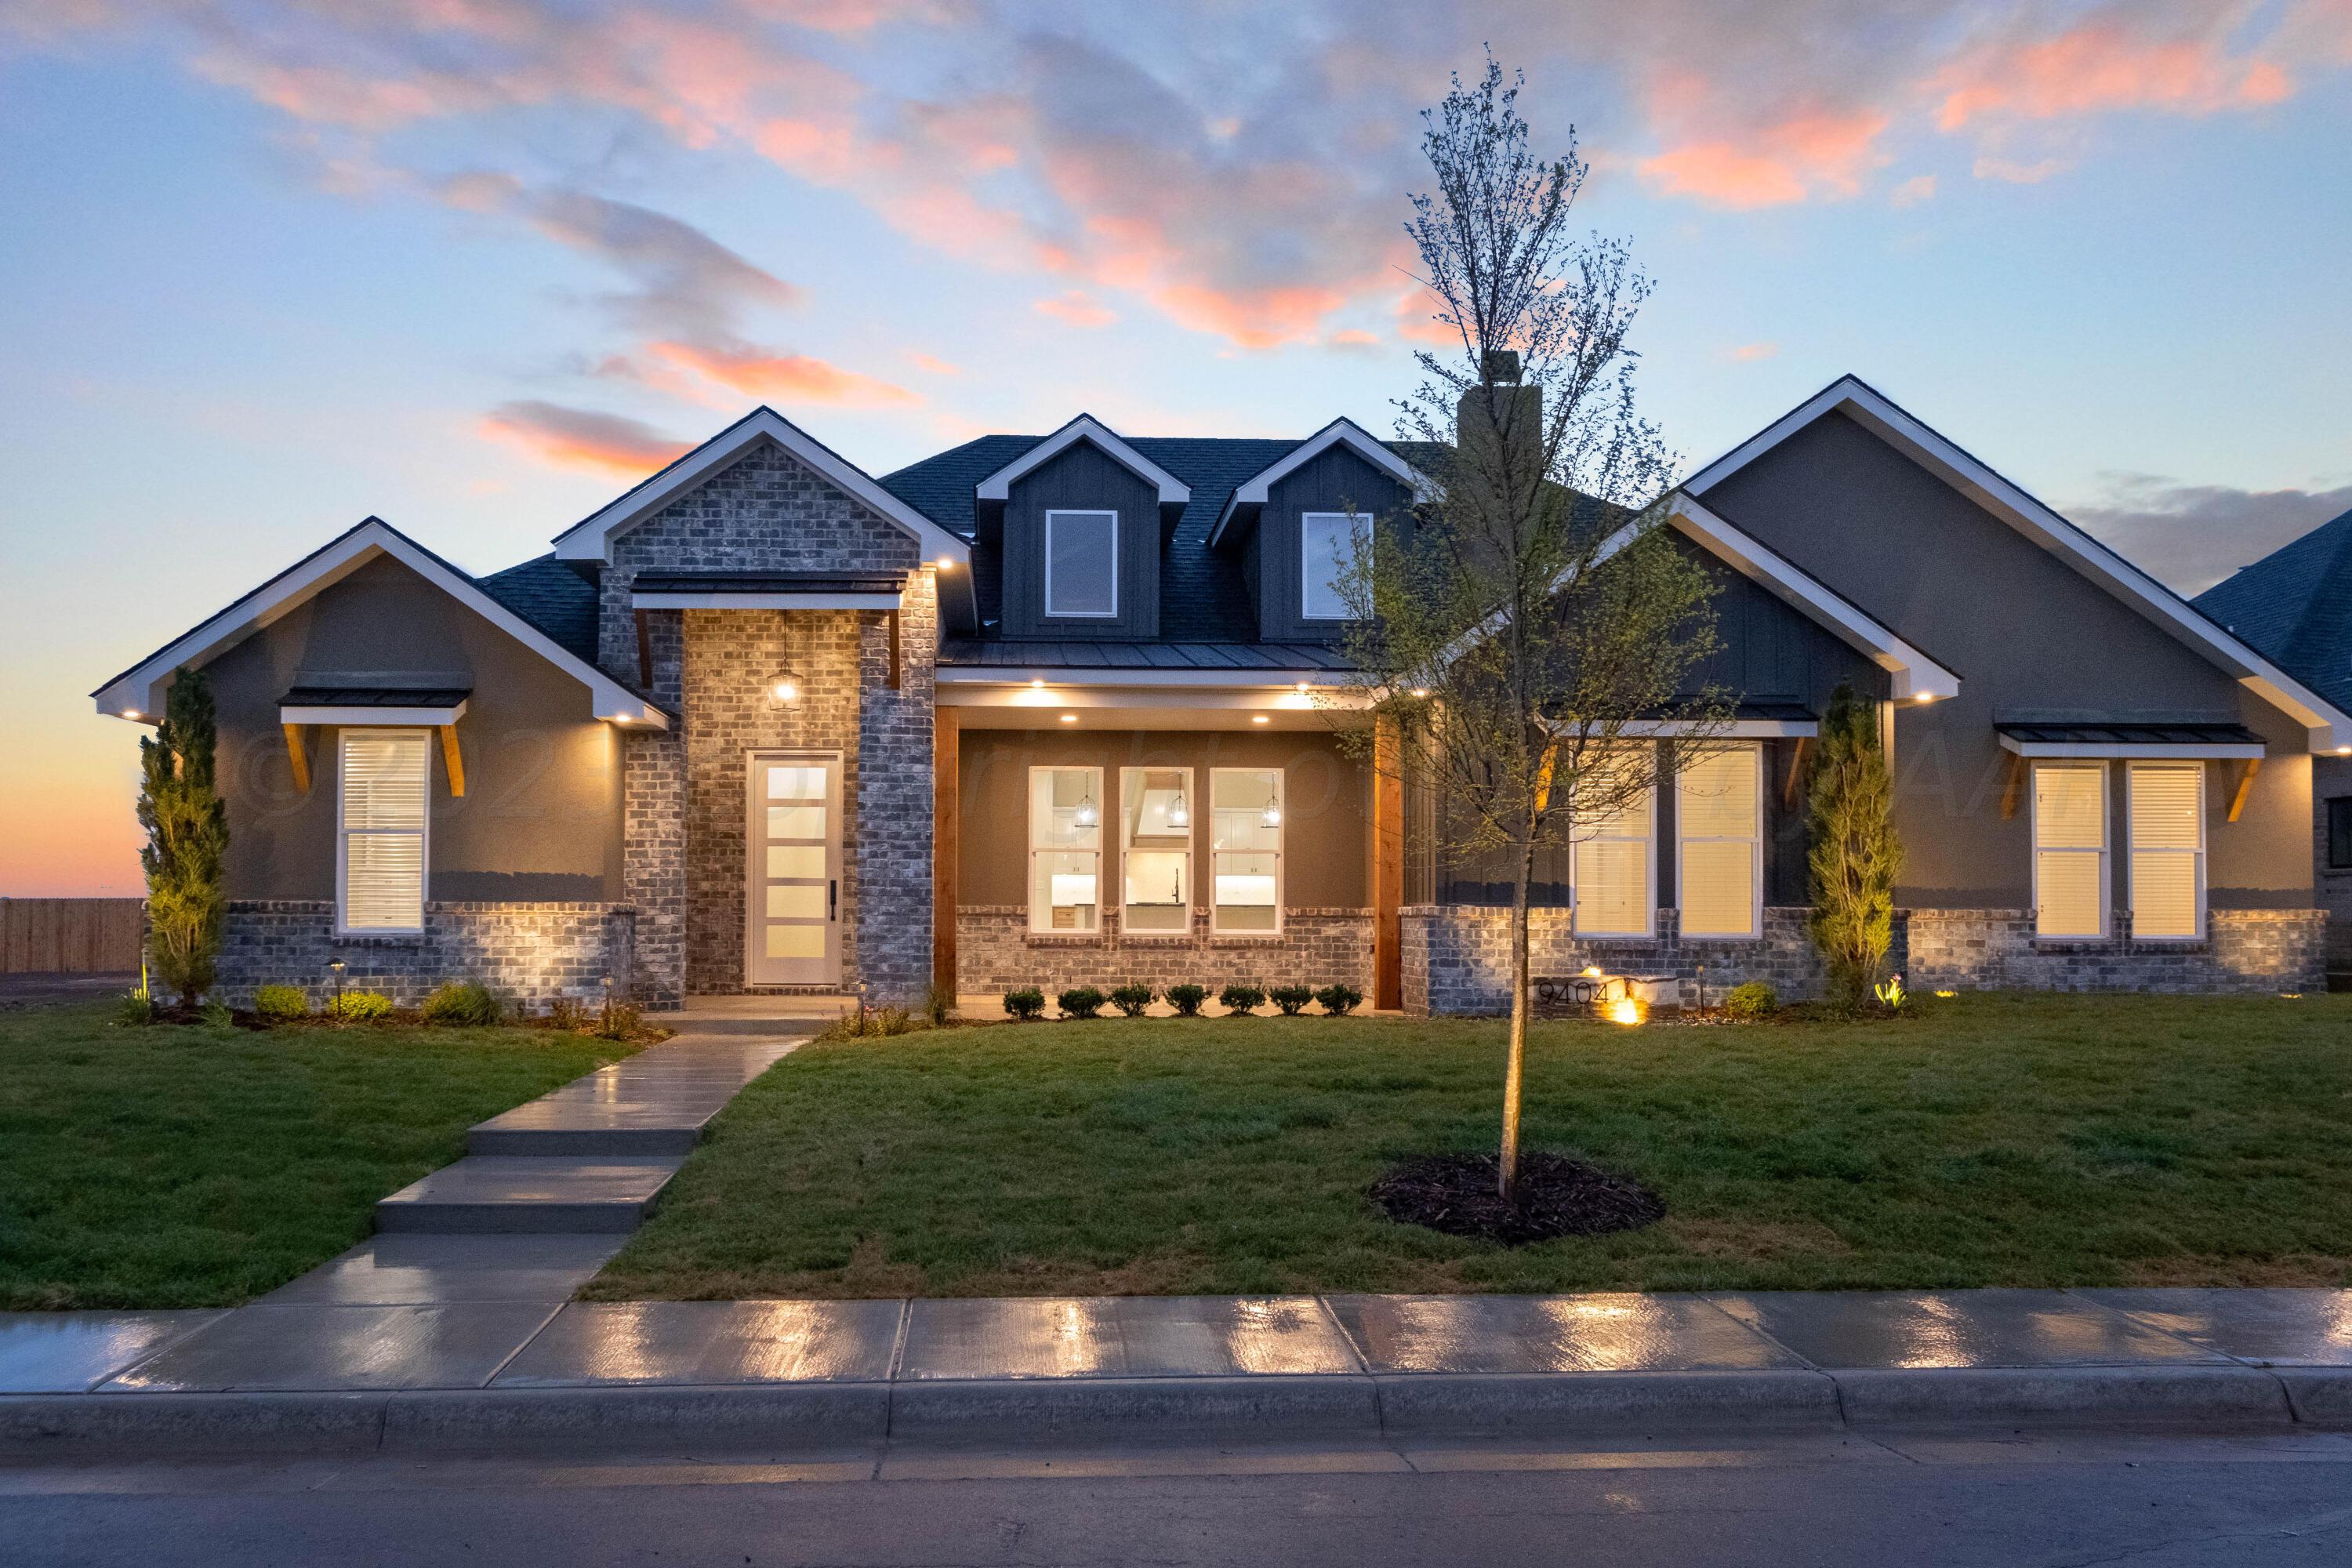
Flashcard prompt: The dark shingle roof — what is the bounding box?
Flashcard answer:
[476,554,601,663]
[880,434,1450,644]
[280,684,471,707]
[2191,508,2352,715]
[939,640,1357,670]
[1995,721,2264,748]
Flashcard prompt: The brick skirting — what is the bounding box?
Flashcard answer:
[1904,907,2325,994]
[956,906,1373,995]
[1401,906,1827,1016]
[214,901,636,1011]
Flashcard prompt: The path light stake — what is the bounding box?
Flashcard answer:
[601,974,613,1036]
[328,959,344,1015]
[1696,962,1705,1014]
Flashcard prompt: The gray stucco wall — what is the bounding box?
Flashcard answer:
[1699,408,2315,911]
[997,441,1161,641]
[200,553,625,903]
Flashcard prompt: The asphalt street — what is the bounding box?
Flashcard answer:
[8,1425,2352,1566]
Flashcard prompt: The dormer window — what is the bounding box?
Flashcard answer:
[1300,511,1364,621]
[1044,509,1118,617]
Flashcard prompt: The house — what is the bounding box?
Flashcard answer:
[92,376,2350,1012]
[2193,505,2352,986]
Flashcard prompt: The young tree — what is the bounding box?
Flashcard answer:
[137,669,229,1009]
[1343,58,1728,1200]
[1806,684,1903,1008]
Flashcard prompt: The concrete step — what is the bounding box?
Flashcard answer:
[374,1156,686,1235]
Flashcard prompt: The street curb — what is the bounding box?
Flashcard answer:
[1831,1365,2295,1428]
[0,1363,2337,1458]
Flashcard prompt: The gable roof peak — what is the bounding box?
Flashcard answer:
[973,413,1192,505]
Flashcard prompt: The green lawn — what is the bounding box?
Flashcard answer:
[586,993,2352,1300]
[0,1004,636,1309]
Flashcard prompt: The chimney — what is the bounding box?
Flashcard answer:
[1455,350,1543,510]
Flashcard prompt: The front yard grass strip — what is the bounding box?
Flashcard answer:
[586,993,2352,1299]
[0,1004,637,1309]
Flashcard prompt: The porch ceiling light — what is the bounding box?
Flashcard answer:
[1059,712,1078,724]
[770,669,804,704]
[1250,714,1269,724]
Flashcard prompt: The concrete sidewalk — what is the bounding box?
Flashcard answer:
[4,1287,2348,1457]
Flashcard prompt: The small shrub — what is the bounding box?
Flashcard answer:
[115,987,155,1028]
[252,985,309,1022]
[328,989,394,1022]
[817,1004,921,1042]
[547,996,590,1033]
[1003,987,1047,1022]
[924,982,957,1026]
[1268,985,1313,1016]
[1109,982,1155,1018]
[198,999,235,1031]
[422,981,503,1026]
[1722,981,1777,1021]
[1057,985,1106,1019]
[1874,972,1909,1014]
[597,1001,642,1040]
[1218,982,1266,1016]
[1315,982,1362,1016]
[1164,983,1207,1017]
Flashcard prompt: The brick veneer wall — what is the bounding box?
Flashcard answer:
[597,438,933,1007]
[213,901,633,1010]
[1904,907,2325,994]
[957,906,1373,994]
[1401,906,1828,1016]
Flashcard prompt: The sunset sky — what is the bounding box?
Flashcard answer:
[3,0,2349,895]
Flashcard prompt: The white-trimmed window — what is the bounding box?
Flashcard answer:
[338,728,429,935]
[1044,509,1118,617]
[1029,766,1102,932]
[1121,766,1194,935]
[1210,768,1282,933]
[1300,511,1363,621]
[1678,742,1761,938]
[1573,750,1656,937]
[2033,761,2108,938]
[2129,763,2205,939]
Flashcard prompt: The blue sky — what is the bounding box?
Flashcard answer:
[2,0,2348,892]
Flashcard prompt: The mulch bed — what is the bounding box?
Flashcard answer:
[1367,1151,1666,1246]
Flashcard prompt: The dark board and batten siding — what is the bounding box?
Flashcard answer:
[1257,447,1413,643]
[998,441,1161,641]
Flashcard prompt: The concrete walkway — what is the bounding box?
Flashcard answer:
[5,1288,2349,1455]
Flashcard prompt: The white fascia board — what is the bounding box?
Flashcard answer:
[552,408,971,569]
[93,520,670,730]
[1686,376,2352,748]
[936,666,1358,691]
[1666,493,1962,702]
[1998,736,2267,760]
[630,590,903,611]
[974,415,1191,504]
[281,702,468,727]
[1208,418,1440,547]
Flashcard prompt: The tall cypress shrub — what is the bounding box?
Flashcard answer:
[1806,684,1902,1009]
[138,670,229,1009]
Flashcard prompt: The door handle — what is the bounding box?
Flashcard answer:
[829,880,838,921]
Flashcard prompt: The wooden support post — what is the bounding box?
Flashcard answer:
[933,705,959,996]
[438,724,466,797]
[1372,714,1403,1013]
[2227,756,2261,822]
[887,608,902,691]
[281,724,310,793]
[2000,752,2027,821]
[633,608,653,690]
[1782,735,1810,811]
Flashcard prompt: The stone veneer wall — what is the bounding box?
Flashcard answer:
[1904,907,2325,994]
[957,906,1373,994]
[1399,903,2325,1014]
[1401,906,1826,1016]
[213,901,634,1010]
[598,438,933,1007]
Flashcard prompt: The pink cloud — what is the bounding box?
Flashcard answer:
[647,340,919,405]
[1033,290,1117,328]
[1637,78,1890,209]
[1931,24,2295,131]
[478,400,691,474]
[1721,341,1778,362]
[1889,173,1936,208]
[908,351,961,376]
[1973,155,2067,184]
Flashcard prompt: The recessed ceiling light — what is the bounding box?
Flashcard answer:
[1251,715,1269,724]
[1060,713,1078,724]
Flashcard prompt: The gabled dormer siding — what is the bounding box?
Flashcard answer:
[997,440,1162,640]
[1255,445,1412,643]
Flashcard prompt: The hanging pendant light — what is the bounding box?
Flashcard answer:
[1073,785,1098,829]
[1258,792,1283,829]
[1167,782,1189,829]
[768,669,804,704]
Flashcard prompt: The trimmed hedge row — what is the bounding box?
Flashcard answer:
[1004,982,1363,1021]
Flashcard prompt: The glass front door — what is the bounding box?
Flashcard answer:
[745,751,840,985]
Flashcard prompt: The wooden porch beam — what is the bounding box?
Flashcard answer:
[633,608,653,690]
[887,608,902,690]
[438,724,466,797]
[1372,713,1403,1013]
[2000,752,2027,820]
[1782,735,1810,811]
[281,724,310,793]
[932,705,959,995]
[2227,756,2261,822]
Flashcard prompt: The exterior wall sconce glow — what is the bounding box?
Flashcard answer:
[1409,688,1428,699]
[770,670,804,704]
[932,557,956,571]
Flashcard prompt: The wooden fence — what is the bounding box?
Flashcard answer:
[0,899,145,974]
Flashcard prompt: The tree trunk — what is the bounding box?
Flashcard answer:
[1498,834,1536,1202]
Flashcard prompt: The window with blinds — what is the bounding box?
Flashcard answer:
[339,728,429,933]
[1573,751,1654,937]
[2032,762,2107,938]
[1678,743,1760,938]
[2129,763,2205,939]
